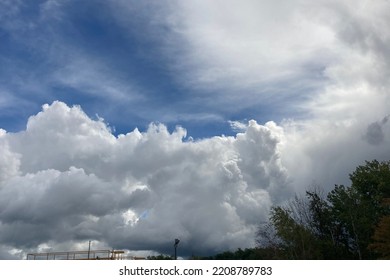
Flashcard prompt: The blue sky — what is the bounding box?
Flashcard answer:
[0,0,326,138]
[1,0,390,259]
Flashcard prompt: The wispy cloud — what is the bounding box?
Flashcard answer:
[228,120,248,133]
[150,1,335,108]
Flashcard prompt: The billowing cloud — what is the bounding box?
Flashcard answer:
[2,99,390,259]
[0,101,290,258]
[0,101,390,257]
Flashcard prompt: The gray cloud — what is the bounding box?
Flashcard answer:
[364,115,389,145]
[365,122,384,146]
[0,245,20,260]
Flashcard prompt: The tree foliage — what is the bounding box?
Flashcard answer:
[200,247,282,260]
[146,254,172,260]
[257,160,390,259]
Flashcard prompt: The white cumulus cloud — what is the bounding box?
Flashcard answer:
[0,101,290,258]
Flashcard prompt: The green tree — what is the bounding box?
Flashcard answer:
[206,247,282,260]
[270,205,318,259]
[257,160,390,259]
[328,160,390,259]
[327,184,368,259]
[306,190,352,259]
[350,160,390,199]
[146,254,172,260]
[257,193,325,259]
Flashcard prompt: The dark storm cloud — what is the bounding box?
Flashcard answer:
[364,116,389,145]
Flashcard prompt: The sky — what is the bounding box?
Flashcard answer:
[0,0,390,259]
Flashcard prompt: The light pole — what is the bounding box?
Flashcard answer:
[174,239,180,260]
[87,240,91,259]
